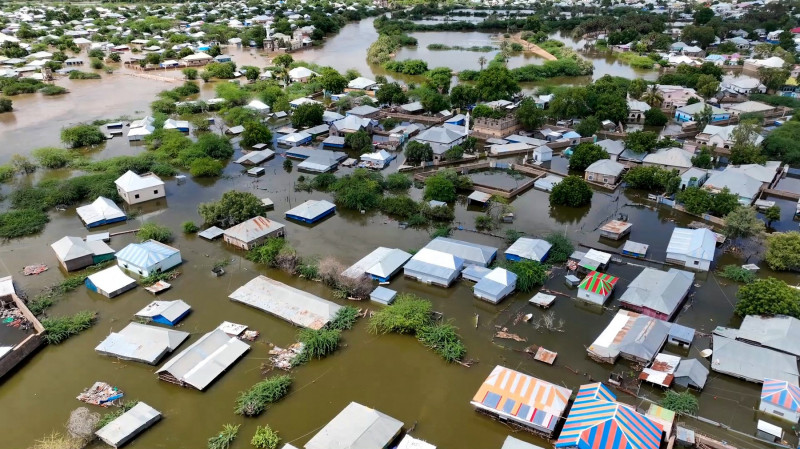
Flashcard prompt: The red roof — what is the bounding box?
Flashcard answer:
[579,271,619,296]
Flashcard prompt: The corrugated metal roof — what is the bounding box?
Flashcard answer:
[618,316,670,362]
[95,402,161,448]
[223,216,285,243]
[674,358,709,389]
[667,228,716,261]
[425,237,497,267]
[51,236,92,261]
[397,435,437,449]
[723,315,800,357]
[285,200,336,220]
[229,275,341,330]
[619,268,694,316]
[474,268,517,296]
[115,171,163,191]
[76,196,126,225]
[116,240,179,269]
[711,335,799,384]
[761,379,800,412]
[501,436,544,449]
[95,322,188,365]
[305,402,403,449]
[135,300,191,322]
[86,266,136,293]
[506,238,552,262]
[579,271,618,295]
[156,328,250,390]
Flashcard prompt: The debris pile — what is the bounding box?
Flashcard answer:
[76,382,124,407]
[240,330,259,341]
[67,407,100,440]
[268,343,305,370]
[22,264,48,276]
[1,307,31,330]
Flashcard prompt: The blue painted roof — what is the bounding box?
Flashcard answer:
[116,240,179,268]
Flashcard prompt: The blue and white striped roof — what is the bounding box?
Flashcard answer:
[116,240,179,268]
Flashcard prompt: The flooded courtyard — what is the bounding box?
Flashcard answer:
[0,16,796,449]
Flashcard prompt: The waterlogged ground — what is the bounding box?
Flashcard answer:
[0,16,796,449]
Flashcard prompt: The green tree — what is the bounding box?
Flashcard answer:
[0,97,12,113]
[695,74,719,99]
[404,141,433,165]
[241,121,272,147]
[241,66,260,82]
[676,186,712,215]
[319,69,347,94]
[661,391,699,415]
[449,84,477,110]
[344,130,372,154]
[190,157,224,177]
[425,67,452,94]
[272,54,293,69]
[723,206,765,240]
[475,65,520,101]
[592,93,629,123]
[516,97,546,131]
[644,108,668,126]
[569,143,608,172]
[735,277,800,318]
[628,79,647,99]
[709,187,740,217]
[691,146,713,168]
[765,205,781,226]
[331,169,384,211]
[763,122,800,164]
[758,67,790,92]
[693,7,714,25]
[766,232,800,271]
[32,147,72,168]
[575,116,601,137]
[137,222,173,243]
[375,82,407,105]
[682,25,716,49]
[418,88,450,113]
[195,134,234,159]
[692,104,713,129]
[182,68,198,80]
[198,191,267,227]
[424,174,456,202]
[60,124,105,148]
[550,87,589,119]
[641,84,664,107]
[216,83,249,106]
[729,121,765,165]
[291,102,324,128]
[503,260,547,292]
[550,176,592,207]
[623,166,681,193]
[625,130,658,154]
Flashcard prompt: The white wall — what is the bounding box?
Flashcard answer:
[118,251,181,277]
[760,401,800,423]
[577,290,607,305]
[118,184,165,205]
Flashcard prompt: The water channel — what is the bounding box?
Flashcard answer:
[0,16,795,449]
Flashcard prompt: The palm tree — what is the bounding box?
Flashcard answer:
[478,56,487,70]
[641,85,664,108]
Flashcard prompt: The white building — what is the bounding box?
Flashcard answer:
[116,240,182,277]
[115,170,165,205]
[760,379,800,423]
[665,227,716,271]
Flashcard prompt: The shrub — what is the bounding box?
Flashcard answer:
[190,157,224,177]
[431,226,452,238]
[719,265,756,283]
[550,176,592,207]
[331,169,384,211]
[234,375,292,416]
[330,306,360,331]
[32,147,73,168]
[41,311,97,345]
[416,322,466,363]
[502,259,547,292]
[199,191,267,227]
[136,222,173,243]
[475,214,495,230]
[368,294,432,335]
[545,233,574,263]
[386,173,411,192]
[251,426,280,449]
[0,97,11,112]
[68,71,101,80]
[569,143,608,172]
[735,277,800,318]
[424,174,456,202]
[660,391,698,415]
[380,195,419,218]
[0,164,13,182]
[0,209,49,238]
[183,68,198,80]
[310,173,337,191]
[40,85,68,96]
[194,133,234,159]
[61,124,105,148]
[208,424,240,449]
[182,221,199,233]
[247,238,288,267]
[765,232,800,271]
[298,328,341,359]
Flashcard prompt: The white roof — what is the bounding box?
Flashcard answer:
[51,236,92,261]
[667,228,716,261]
[642,148,694,168]
[87,266,136,294]
[181,52,212,61]
[156,328,250,390]
[409,248,461,270]
[115,170,164,192]
[468,190,492,203]
[135,300,191,322]
[704,169,763,200]
[398,435,437,449]
[506,238,552,261]
[95,322,189,365]
[0,276,15,299]
[288,66,318,79]
[586,159,625,176]
[305,402,403,449]
[246,99,270,111]
[95,402,161,448]
[347,76,376,90]
[127,125,154,137]
[361,149,392,163]
[76,196,126,225]
[285,199,335,220]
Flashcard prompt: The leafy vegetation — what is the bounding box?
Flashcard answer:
[416,322,467,363]
[550,176,592,207]
[766,232,800,271]
[0,209,49,239]
[234,375,292,417]
[330,306,360,331]
[198,191,267,227]
[96,401,139,430]
[735,278,800,318]
[297,328,341,360]
[719,265,756,284]
[251,426,281,449]
[136,222,173,243]
[499,259,547,292]
[569,143,608,172]
[41,311,97,345]
[660,391,698,415]
[208,424,240,449]
[61,124,105,148]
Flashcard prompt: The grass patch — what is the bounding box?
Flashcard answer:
[40,85,69,96]
[329,305,359,331]
[234,375,292,417]
[136,222,173,243]
[251,425,280,449]
[208,424,239,449]
[96,400,139,430]
[297,328,341,360]
[416,322,467,362]
[29,261,113,315]
[41,311,97,345]
[719,265,756,283]
[0,209,49,238]
[68,71,101,80]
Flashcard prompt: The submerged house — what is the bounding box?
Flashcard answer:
[229,275,341,329]
[760,379,800,423]
[156,328,250,390]
[76,196,127,228]
[666,228,716,271]
[712,315,800,358]
[116,240,181,277]
[115,171,165,205]
[474,268,517,304]
[555,383,663,449]
[51,236,115,271]
[403,248,464,287]
[305,402,403,449]
[577,271,619,305]
[673,358,709,390]
[95,322,189,365]
[599,220,632,240]
[471,365,572,437]
[223,216,285,250]
[710,334,799,384]
[135,300,191,326]
[285,199,336,224]
[424,237,497,267]
[619,268,695,321]
[341,247,412,282]
[675,102,730,123]
[85,266,137,298]
[584,159,625,185]
[505,238,552,263]
[588,310,670,364]
[95,402,161,449]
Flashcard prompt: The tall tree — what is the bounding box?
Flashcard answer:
[515,98,546,131]
[475,65,520,101]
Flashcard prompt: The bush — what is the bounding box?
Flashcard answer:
[644,108,668,126]
[386,173,411,192]
[251,426,280,449]
[68,71,101,80]
[719,265,756,283]
[545,233,574,263]
[380,195,419,218]
[424,174,456,202]
[0,164,13,182]
[416,322,466,363]
[421,203,455,222]
[735,277,800,318]
[183,68,198,80]
[331,169,384,211]
[61,124,105,148]
[208,424,239,449]
[40,85,68,96]
[247,238,288,267]
[550,176,592,207]
[502,260,547,292]
[194,133,234,159]
[310,173,337,191]
[330,306,360,331]
[234,375,292,417]
[136,222,173,243]
[32,147,72,168]
[298,328,341,359]
[569,143,608,172]
[182,221,199,233]
[660,391,698,415]
[0,209,49,238]
[368,294,433,335]
[41,311,97,345]
[190,157,224,177]
[0,97,11,112]
[765,232,800,271]
[199,191,267,227]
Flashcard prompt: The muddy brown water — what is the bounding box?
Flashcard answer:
[0,17,797,449]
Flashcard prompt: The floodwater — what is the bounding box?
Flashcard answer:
[0,17,796,449]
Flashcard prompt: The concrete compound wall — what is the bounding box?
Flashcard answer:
[0,294,45,380]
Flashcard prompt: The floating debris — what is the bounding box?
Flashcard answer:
[144,281,171,295]
[522,313,533,322]
[534,347,558,365]
[241,330,259,341]
[269,343,304,370]
[1,307,31,330]
[76,382,124,407]
[22,264,48,276]
[495,331,526,342]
